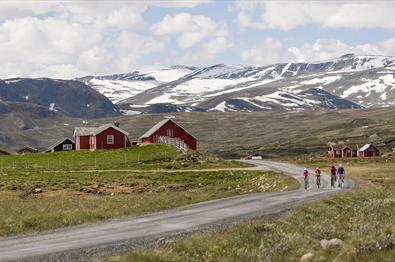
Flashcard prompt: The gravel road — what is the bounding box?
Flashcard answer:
[0,160,354,262]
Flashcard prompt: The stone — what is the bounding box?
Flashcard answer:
[300,252,314,262]
[320,239,329,249]
[328,238,344,248]
[34,188,42,193]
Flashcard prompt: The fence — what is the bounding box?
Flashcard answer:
[155,136,189,154]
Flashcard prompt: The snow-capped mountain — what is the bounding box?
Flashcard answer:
[77,66,196,104]
[80,54,395,113]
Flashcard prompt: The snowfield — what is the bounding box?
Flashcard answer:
[88,79,159,104]
[341,74,395,100]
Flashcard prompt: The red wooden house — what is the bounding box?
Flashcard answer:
[327,145,357,158]
[74,124,130,150]
[357,144,380,158]
[139,119,198,150]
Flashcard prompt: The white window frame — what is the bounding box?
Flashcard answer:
[107,135,114,144]
[62,144,73,150]
[167,129,174,137]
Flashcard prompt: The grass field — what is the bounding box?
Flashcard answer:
[0,144,249,172]
[110,157,395,262]
[0,145,298,236]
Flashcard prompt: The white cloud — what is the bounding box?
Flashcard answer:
[233,1,395,30]
[241,37,395,66]
[0,2,166,79]
[241,38,295,65]
[152,12,228,48]
[175,36,233,64]
[147,0,211,8]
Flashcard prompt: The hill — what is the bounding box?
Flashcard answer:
[0,78,120,118]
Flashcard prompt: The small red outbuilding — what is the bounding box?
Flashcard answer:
[139,119,198,150]
[74,124,130,150]
[357,144,380,158]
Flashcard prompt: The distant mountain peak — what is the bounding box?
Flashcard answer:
[340,53,356,58]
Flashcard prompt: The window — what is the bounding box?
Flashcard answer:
[63,144,73,150]
[107,135,114,144]
[167,129,174,137]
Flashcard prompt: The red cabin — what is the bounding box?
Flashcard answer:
[139,119,198,150]
[74,124,130,150]
[327,145,357,158]
[357,144,380,158]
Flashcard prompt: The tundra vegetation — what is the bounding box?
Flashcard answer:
[109,157,395,262]
[0,145,298,236]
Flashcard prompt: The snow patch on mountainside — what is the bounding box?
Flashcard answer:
[89,79,158,103]
[120,109,141,115]
[300,76,341,85]
[144,68,193,82]
[341,74,395,100]
[146,93,183,105]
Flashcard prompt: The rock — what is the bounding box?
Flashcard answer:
[320,239,329,249]
[34,188,42,193]
[328,238,344,248]
[300,252,314,262]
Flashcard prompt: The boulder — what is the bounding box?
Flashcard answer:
[300,252,314,262]
[320,239,329,249]
[328,238,344,248]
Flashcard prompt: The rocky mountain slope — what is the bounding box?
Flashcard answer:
[80,54,395,113]
[0,78,120,118]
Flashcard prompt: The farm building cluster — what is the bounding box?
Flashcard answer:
[326,143,383,158]
[0,118,198,155]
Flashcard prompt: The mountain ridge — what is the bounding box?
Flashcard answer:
[78,54,395,113]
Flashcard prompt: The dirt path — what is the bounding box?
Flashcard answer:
[0,160,354,262]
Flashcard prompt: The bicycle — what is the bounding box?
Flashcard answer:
[304,177,309,190]
[316,176,321,189]
[330,175,336,188]
[338,174,344,188]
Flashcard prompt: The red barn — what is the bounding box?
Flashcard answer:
[357,144,380,158]
[139,119,198,150]
[74,124,130,150]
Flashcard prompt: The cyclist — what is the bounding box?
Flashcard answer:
[337,164,345,188]
[303,168,309,190]
[330,166,337,188]
[315,167,321,188]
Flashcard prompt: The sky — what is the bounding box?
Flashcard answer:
[0,0,395,79]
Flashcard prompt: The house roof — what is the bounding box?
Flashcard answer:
[330,145,358,151]
[358,144,376,152]
[47,137,75,151]
[74,124,129,137]
[139,119,198,140]
[17,146,38,153]
[0,148,11,155]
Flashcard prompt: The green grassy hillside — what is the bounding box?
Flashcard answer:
[0,144,247,172]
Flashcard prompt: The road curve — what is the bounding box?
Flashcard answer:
[0,160,353,262]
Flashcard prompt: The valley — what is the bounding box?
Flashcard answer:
[1,106,395,158]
